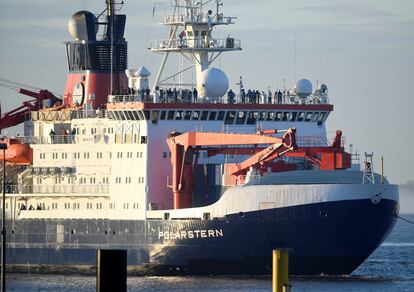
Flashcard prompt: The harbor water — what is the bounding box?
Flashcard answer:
[7,214,414,291]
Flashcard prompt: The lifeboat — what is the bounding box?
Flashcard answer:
[0,137,33,165]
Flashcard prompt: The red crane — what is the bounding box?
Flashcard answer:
[167,129,297,209]
[0,88,61,131]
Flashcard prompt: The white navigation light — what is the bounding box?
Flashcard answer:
[201,68,229,98]
[295,79,313,98]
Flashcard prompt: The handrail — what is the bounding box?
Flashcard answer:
[150,38,241,51]
[108,93,330,105]
[1,184,110,195]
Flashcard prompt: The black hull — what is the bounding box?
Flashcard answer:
[6,198,398,275]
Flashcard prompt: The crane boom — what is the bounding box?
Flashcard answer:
[167,128,297,209]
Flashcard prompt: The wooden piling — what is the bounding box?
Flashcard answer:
[96,249,127,292]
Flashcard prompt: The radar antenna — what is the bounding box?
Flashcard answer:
[150,0,241,101]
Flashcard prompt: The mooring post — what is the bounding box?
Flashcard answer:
[272,249,290,292]
[96,249,127,292]
[0,143,7,292]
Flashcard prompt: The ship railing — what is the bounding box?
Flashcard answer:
[108,95,141,103]
[150,38,241,51]
[108,92,329,106]
[0,184,19,194]
[163,13,235,25]
[71,109,109,119]
[15,135,77,145]
[31,109,109,121]
[2,184,110,195]
[296,136,330,147]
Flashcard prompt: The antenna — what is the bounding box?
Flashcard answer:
[294,31,297,82]
[108,0,115,95]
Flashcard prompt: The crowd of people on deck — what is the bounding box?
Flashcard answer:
[111,86,325,105]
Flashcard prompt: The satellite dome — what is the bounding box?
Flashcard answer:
[295,79,313,98]
[136,66,151,77]
[68,11,98,41]
[201,68,229,98]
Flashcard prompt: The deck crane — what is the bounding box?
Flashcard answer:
[0,78,61,131]
[167,128,297,209]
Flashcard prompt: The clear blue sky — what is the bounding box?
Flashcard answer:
[0,0,413,184]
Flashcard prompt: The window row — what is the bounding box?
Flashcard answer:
[39,151,145,160]
[115,177,145,184]
[109,109,328,125]
[15,202,140,211]
[72,127,114,135]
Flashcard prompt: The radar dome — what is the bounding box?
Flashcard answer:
[68,11,98,41]
[295,79,313,98]
[201,68,229,98]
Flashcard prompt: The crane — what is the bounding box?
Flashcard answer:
[167,128,297,209]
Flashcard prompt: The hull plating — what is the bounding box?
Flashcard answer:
[7,198,398,275]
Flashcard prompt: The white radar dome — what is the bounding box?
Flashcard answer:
[295,79,313,98]
[68,11,98,41]
[201,68,229,98]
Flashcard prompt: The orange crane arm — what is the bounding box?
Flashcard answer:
[166,128,297,209]
[168,131,290,148]
[228,130,296,175]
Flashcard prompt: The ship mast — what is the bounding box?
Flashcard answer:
[108,0,115,96]
[150,0,241,101]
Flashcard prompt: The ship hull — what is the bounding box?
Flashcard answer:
[7,198,398,275]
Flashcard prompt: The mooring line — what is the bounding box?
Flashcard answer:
[395,214,414,225]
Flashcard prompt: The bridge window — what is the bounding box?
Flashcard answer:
[297,112,305,122]
[201,111,209,120]
[224,111,236,124]
[184,111,192,120]
[217,111,225,120]
[246,111,257,124]
[113,111,121,120]
[274,112,282,121]
[236,111,246,124]
[192,111,200,120]
[258,111,266,121]
[175,111,183,120]
[137,111,144,120]
[305,112,313,122]
[167,111,175,120]
[208,111,217,120]
[119,111,127,120]
[160,110,166,120]
[312,112,319,122]
[151,110,159,123]
[124,111,132,120]
[143,110,150,120]
[317,112,327,126]
[267,112,275,121]
[131,111,140,120]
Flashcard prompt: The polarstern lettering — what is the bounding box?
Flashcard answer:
[158,229,224,240]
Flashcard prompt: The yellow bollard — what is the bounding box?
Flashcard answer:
[272,249,290,292]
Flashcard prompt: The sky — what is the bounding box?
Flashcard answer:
[0,0,414,184]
